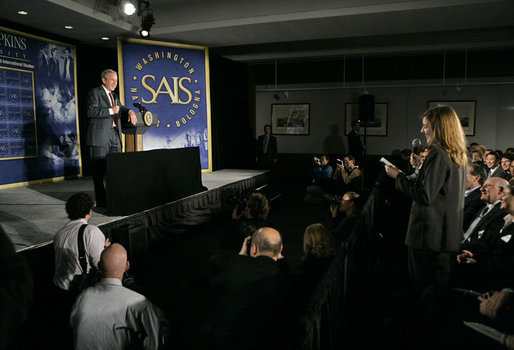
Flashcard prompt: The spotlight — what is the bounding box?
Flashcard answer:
[284,90,289,99]
[273,93,280,100]
[139,12,154,37]
[123,1,136,15]
[139,2,154,38]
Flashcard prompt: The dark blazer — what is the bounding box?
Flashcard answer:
[256,134,277,159]
[461,202,506,249]
[86,86,129,150]
[396,146,466,252]
[463,188,486,231]
[211,255,290,349]
[347,130,363,160]
[489,166,509,180]
[472,222,514,291]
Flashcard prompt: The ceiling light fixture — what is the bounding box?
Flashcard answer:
[101,37,110,41]
[17,10,28,15]
[139,1,154,38]
[64,25,73,30]
[122,1,136,15]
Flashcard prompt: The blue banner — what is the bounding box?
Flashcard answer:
[118,39,211,171]
[0,26,81,188]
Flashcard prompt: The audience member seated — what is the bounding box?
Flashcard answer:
[304,154,334,204]
[456,178,511,291]
[327,191,361,244]
[0,226,33,350]
[222,192,272,250]
[54,192,108,292]
[406,146,429,180]
[461,177,507,245]
[471,149,484,165]
[486,151,509,179]
[296,223,336,300]
[70,243,161,350]
[464,163,487,231]
[332,154,362,193]
[501,153,514,181]
[211,227,292,350]
[399,148,413,173]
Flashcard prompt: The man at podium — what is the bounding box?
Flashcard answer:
[86,69,137,207]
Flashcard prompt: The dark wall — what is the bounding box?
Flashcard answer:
[250,48,514,85]
[75,44,117,176]
[209,54,254,170]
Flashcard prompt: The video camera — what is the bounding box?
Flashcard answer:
[324,194,342,206]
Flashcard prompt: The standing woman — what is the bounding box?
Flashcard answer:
[385,106,467,301]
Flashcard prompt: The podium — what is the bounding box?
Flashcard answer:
[106,147,205,215]
[122,108,159,152]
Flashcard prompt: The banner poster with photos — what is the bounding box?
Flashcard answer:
[118,38,212,172]
[0,26,80,188]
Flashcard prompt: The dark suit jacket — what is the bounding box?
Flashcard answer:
[211,255,291,349]
[396,146,466,253]
[489,166,509,180]
[256,134,277,159]
[463,188,486,231]
[461,202,506,249]
[471,222,514,291]
[86,86,130,150]
[347,130,363,160]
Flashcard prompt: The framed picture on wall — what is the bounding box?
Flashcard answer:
[427,100,476,136]
[271,103,310,135]
[345,103,388,136]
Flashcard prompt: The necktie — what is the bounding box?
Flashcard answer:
[108,92,118,128]
[462,206,490,242]
[263,136,268,154]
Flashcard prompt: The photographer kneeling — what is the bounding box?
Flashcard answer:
[327,191,361,244]
[332,154,362,193]
[211,228,291,350]
[221,193,273,251]
[304,154,333,204]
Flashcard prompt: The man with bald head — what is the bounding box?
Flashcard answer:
[456,177,509,290]
[212,227,291,350]
[460,177,508,245]
[70,243,160,350]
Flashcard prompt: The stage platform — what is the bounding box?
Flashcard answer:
[1,169,269,253]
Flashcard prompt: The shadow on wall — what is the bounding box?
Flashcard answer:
[323,124,346,157]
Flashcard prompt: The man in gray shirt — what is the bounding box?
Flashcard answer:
[70,243,160,350]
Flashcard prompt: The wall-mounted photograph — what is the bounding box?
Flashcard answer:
[427,100,476,136]
[345,103,388,136]
[271,103,310,135]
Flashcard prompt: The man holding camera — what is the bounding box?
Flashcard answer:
[211,227,291,350]
[222,193,273,250]
[333,154,362,192]
[304,154,333,204]
[328,191,361,244]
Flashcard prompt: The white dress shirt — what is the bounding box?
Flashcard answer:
[71,278,160,350]
[53,218,106,290]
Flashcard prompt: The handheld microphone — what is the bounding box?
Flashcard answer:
[412,138,421,155]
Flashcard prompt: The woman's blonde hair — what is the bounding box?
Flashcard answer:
[422,105,468,168]
[303,223,336,259]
